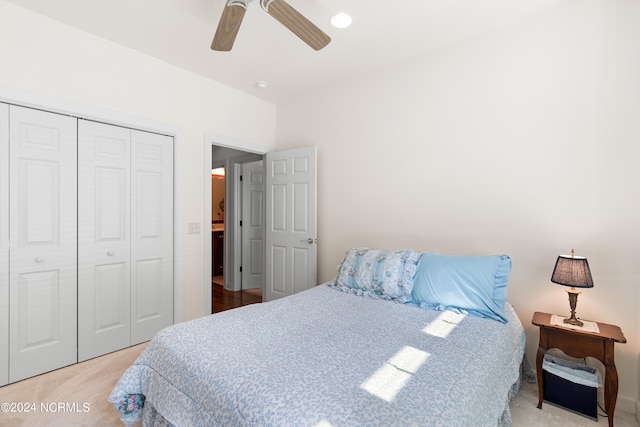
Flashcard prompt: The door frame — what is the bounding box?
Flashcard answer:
[0,86,184,323]
[204,134,269,314]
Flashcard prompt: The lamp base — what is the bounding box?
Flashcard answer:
[563,315,584,327]
[564,288,583,327]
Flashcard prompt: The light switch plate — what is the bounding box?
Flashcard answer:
[188,222,201,234]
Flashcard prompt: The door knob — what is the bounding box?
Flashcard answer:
[300,238,315,244]
[35,257,44,263]
[107,251,114,256]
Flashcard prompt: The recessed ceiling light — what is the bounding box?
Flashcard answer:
[331,12,352,29]
[255,81,268,89]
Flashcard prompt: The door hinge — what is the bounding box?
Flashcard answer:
[240,175,243,181]
[239,266,243,272]
[239,220,242,226]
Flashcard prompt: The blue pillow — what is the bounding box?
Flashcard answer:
[411,253,511,323]
[329,248,420,303]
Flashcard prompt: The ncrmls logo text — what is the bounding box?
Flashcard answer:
[40,402,90,413]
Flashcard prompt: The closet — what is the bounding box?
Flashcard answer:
[0,103,174,385]
[77,119,174,361]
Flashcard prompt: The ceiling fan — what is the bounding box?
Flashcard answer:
[211,0,331,51]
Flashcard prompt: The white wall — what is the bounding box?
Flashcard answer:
[277,0,639,413]
[0,1,277,321]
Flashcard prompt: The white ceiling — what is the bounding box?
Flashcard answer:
[5,0,569,105]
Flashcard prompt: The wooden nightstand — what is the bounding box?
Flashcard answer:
[532,312,626,427]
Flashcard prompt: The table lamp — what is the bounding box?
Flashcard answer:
[550,249,593,327]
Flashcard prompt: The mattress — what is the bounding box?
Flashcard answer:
[109,283,525,426]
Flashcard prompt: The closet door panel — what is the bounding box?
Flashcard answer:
[78,120,131,361]
[9,106,77,382]
[0,103,8,386]
[134,258,163,320]
[131,130,173,344]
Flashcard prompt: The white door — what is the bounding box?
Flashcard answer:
[265,147,317,301]
[241,161,265,290]
[0,103,9,386]
[78,120,131,361]
[130,130,173,344]
[9,105,77,382]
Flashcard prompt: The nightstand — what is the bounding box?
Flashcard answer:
[532,312,626,427]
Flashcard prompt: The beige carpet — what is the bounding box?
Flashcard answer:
[512,380,639,427]
[0,343,146,427]
[0,344,638,426]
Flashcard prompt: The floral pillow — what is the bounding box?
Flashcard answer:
[329,248,420,303]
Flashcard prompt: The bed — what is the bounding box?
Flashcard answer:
[109,249,526,426]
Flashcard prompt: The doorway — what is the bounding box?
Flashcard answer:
[204,140,318,316]
[211,166,225,288]
[210,144,264,313]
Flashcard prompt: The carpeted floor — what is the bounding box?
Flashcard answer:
[511,380,639,426]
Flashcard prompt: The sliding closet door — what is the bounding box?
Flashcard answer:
[78,120,131,361]
[8,106,77,383]
[0,103,8,386]
[130,130,173,344]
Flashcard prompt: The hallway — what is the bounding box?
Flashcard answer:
[211,281,262,313]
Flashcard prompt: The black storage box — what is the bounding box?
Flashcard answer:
[542,354,598,420]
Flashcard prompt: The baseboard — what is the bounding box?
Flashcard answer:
[635,398,640,424]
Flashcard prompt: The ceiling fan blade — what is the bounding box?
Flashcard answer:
[211,2,248,51]
[262,0,331,50]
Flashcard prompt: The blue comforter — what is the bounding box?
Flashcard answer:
[109,283,525,426]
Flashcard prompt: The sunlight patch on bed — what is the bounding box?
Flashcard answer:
[422,310,465,338]
[360,346,430,402]
[313,421,335,427]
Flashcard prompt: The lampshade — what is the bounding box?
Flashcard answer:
[551,254,594,289]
